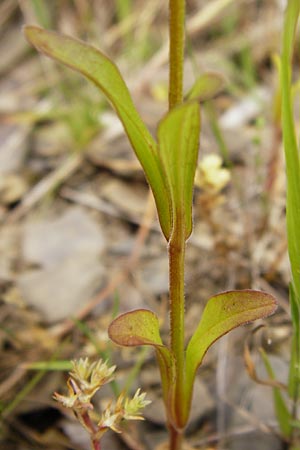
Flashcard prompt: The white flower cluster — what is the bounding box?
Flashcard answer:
[53,358,151,440]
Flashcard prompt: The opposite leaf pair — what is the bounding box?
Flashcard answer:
[108,290,276,429]
[24,26,223,242]
[24,26,171,238]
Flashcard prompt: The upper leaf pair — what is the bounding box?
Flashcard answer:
[24,26,204,242]
[24,26,172,239]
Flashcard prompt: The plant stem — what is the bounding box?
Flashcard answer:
[169,0,185,109]
[168,0,187,448]
[169,224,186,429]
[81,411,102,450]
[169,423,184,450]
[91,438,101,450]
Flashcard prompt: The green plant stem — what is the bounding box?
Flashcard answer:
[168,0,187,446]
[169,225,186,429]
[169,0,185,109]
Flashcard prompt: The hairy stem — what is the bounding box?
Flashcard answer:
[168,1,187,448]
[169,224,186,430]
[169,0,185,109]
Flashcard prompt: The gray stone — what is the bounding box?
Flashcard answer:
[18,206,107,322]
[18,253,104,323]
[226,430,282,450]
[223,355,288,450]
[22,207,105,269]
[137,256,169,296]
[0,124,30,174]
[0,224,20,282]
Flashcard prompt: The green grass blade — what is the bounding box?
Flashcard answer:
[22,360,72,371]
[123,347,149,393]
[1,369,46,418]
[281,1,300,304]
[288,283,300,399]
[1,345,64,418]
[116,0,132,21]
[205,102,232,167]
[30,0,52,28]
[260,348,292,438]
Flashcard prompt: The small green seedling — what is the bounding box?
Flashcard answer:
[24,1,277,448]
[54,358,150,450]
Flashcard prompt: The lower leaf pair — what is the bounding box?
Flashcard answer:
[109,290,277,429]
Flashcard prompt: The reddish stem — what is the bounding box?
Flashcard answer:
[91,438,101,450]
[80,410,102,450]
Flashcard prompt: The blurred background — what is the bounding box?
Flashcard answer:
[0,1,296,449]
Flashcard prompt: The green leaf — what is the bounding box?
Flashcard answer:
[108,309,175,410]
[24,26,172,239]
[157,101,200,240]
[22,360,72,371]
[108,309,162,346]
[185,290,277,409]
[260,348,292,438]
[280,1,300,304]
[185,72,225,102]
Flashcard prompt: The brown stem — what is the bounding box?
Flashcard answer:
[169,229,186,428]
[169,424,183,450]
[168,0,187,444]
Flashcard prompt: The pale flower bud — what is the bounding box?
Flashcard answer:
[195,154,230,193]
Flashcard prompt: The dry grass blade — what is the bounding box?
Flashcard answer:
[6,153,83,223]
[188,0,238,36]
[244,341,287,391]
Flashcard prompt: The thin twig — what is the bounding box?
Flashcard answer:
[6,153,83,223]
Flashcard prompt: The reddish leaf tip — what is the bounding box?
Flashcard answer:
[108,309,163,348]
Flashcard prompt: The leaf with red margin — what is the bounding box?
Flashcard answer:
[108,309,175,410]
[185,290,277,413]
